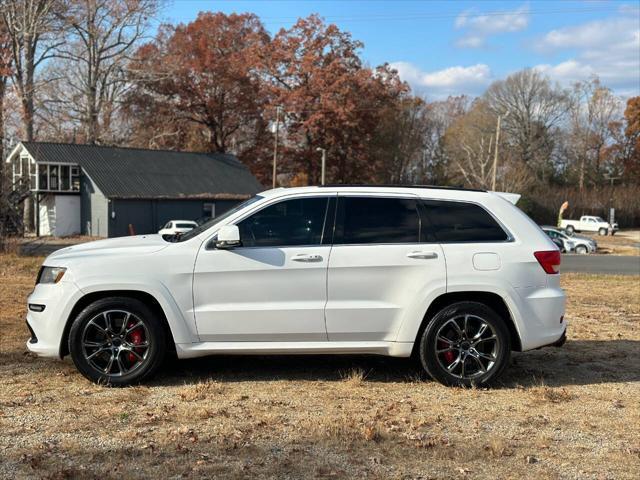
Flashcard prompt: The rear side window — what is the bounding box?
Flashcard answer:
[422,200,508,242]
[237,197,329,247]
[176,223,195,229]
[334,197,420,244]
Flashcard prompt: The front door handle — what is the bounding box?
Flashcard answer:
[407,251,438,260]
[292,253,323,262]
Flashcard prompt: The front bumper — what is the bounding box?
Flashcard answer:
[25,280,83,358]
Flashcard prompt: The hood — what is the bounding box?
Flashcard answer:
[46,234,169,264]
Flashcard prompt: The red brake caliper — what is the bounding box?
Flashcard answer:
[126,320,144,363]
[438,340,456,364]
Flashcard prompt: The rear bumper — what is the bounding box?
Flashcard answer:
[512,282,566,351]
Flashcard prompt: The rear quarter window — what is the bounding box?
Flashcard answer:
[421,200,509,243]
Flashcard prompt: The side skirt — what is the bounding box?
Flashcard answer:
[175,341,414,359]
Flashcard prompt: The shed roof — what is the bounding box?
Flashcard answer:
[19,142,263,200]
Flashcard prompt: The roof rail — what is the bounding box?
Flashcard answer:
[318,184,487,193]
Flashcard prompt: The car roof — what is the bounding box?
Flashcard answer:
[258,185,501,202]
[171,220,198,223]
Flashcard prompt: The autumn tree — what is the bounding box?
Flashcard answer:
[125,12,272,171]
[606,96,640,183]
[264,16,407,185]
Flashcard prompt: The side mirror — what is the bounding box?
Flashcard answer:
[215,225,241,249]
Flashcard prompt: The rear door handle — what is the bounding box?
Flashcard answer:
[292,253,323,262]
[406,251,438,260]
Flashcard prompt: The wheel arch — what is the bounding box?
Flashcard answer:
[410,291,522,357]
[59,290,177,358]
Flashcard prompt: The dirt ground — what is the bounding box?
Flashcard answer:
[0,254,638,479]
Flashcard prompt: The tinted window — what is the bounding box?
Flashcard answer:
[238,197,329,247]
[335,197,420,244]
[176,223,195,229]
[422,200,508,242]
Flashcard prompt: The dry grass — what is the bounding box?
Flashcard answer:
[589,230,640,256]
[0,254,639,479]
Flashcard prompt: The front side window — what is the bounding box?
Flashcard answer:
[237,197,329,247]
[422,200,509,242]
[334,197,421,245]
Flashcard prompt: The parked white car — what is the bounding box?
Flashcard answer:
[542,226,596,254]
[26,186,566,388]
[158,220,198,236]
[560,215,617,236]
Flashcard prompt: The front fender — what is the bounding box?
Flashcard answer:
[74,276,197,345]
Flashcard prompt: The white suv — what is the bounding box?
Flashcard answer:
[26,186,566,387]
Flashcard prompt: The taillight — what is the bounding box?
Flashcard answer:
[534,250,561,274]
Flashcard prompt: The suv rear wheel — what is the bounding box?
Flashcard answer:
[69,297,166,386]
[419,302,511,387]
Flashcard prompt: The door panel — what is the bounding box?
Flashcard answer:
[192,195,334,342]
[325,194,446,341]
[193,246,331,341]
[325,243,446,341]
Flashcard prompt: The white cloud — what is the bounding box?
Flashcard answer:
[390,62,493,98]
[533,14,640,95]
[455,3,530,48]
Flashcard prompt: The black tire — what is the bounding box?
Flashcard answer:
[575,245,588,255]
[69,297,167,386]
[565,225,575,235]
[598,228,607,236]
[419,302,511,388]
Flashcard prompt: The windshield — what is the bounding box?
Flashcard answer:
[174,195,264,242]
[594,217,605,223]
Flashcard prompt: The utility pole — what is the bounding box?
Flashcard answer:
[492,110,509,191]
[272,106,282,189]
[316,147,327,185]
[604,174,621,227]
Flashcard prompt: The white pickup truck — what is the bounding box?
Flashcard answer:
[560,215,618,236]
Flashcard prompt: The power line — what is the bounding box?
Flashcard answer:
[164,4,621,25]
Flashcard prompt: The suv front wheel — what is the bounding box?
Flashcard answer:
[68,297,166,386]
[419,302,511,387]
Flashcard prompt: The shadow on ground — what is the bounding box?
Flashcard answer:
[4,339,638,388]
[147,339,640,388]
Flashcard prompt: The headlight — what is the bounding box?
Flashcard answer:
[36,266,67,284]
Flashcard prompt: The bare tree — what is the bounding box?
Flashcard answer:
[0,19,12,183]
[1,0,63,231]
[443,100,533,192]
[484,68,569,183]
[45,0,159,144]
[1,0,63,141]
[565,78,621,189]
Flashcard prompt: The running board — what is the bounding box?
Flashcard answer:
[175,341,414,359]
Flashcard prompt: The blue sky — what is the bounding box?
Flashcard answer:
[161,1,640,99]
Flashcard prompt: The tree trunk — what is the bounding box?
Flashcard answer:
[0,77,5,196]
[22,38,36,231]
